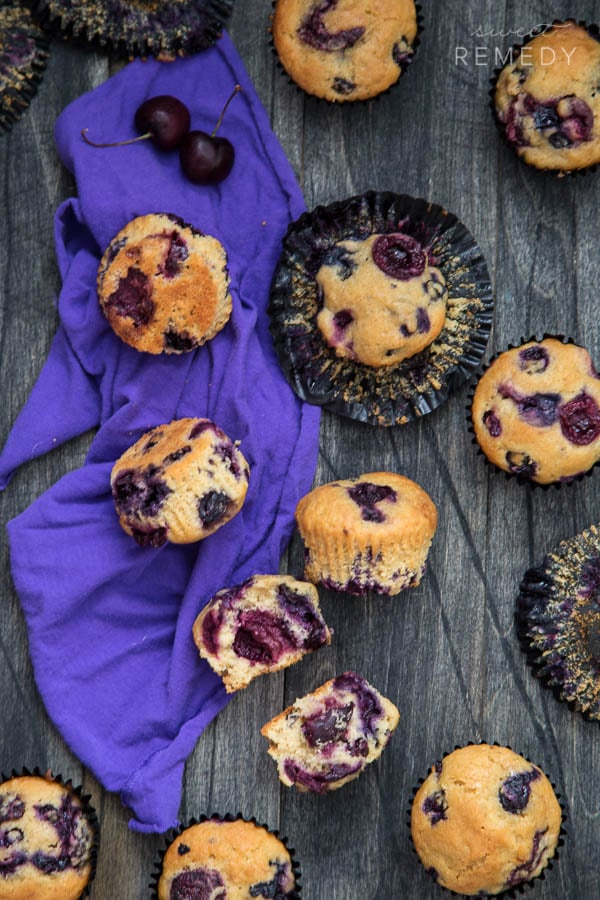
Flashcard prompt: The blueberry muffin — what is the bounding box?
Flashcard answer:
[494,21,600,174]
[155,816,299,899]
[192,574,332,692]
[261,671,399,793]
[111,417,249,547]
[517,523,600,720]
[0,3,50,132]
[0,772,97,899]
[316,233,447,366]
[471,338,600,485]
[272,0,419,102]
[295,471,437,595]
[411,744,563,896]
[97,213,231,354]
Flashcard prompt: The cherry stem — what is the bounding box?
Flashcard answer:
[210,84,242,138]
[80,128,152,148]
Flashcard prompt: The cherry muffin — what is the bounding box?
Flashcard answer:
[494,21,600,174]
[272,0,420,102]
[295,472,437,595]
[111,417,249,547]
[471,338,600,485]
[97,213,231,354]
[193,574,332,692]
[411,744,563,896]
[0,771,98,900]
[261,671,399,793]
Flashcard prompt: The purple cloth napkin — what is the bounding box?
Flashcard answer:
[0,32,320,833]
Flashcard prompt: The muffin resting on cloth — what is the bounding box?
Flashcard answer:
[0,772,97,900]
[272,0,419,102]
[410,744,563,896]
[494,21,600,173]
[193,574,332,691]
[111,417,249,547]
[315,233,447,366]
[154,816,298,899]
[471,337,600,485]
[97,213,231,354]
[295,471,437,595]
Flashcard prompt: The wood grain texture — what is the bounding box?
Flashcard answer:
[1,0,600,897]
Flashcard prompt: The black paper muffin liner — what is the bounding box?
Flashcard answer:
[466,334,600,490]
[406,743,567,898]
[0,766,100,898]
[149,812,302,898]
[490,19,600,178]
[269,0,424,105]
[25,0,233,60]
[269,191,494,426]
[0,1,50,132]
[516,523,600,721]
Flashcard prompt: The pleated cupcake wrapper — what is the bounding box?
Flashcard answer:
[26,0,233,60]
[490,19,600,178]
[406,743,567,898]
[269,190,494,427]
[0,766,100,899]
[466,333,600,490]
[268,0,424,106]
[149,812,302,898]
[516,522,600,723]
[0,2,50,132]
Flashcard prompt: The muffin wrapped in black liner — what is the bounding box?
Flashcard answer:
[516,523,600,721]
[149,813,302,898]
[0,1,49,131]
[269,191,493,426]
[26,0,233,60]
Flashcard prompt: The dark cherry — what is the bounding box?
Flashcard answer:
[170,867,226,900]
[81,95,191,151]
[179,85,241,185]
[372,233,427,280]
[559,392,600,445]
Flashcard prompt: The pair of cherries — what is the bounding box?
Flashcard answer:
[81,86,241,185]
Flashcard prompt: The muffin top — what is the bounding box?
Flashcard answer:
[411,744,563,896]
[494,22,600,172]
[97,213,231,354]
[472,338,600,484]
[157,818,296,900]
[272,0,418,102]
[0,773,95,900]
[316,233,447,366]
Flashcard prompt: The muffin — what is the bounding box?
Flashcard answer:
[97,213,231,354]
[269,191,494,426]
[192,574,332,692]
[411,744,563,896]
[111,417,249,547]
[261,671,399,793]
[517,523,600,720]
[295,471,437,595]
[494,21,600,174]
[0,771,98,899]
[272,0,420,103]
[0,2,50,132]
[153,815,299,899]
[471,337,600,485]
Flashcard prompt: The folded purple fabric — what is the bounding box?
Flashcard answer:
[0,32,320,833]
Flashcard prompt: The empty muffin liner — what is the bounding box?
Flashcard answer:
[269,0,424,105]
[466,333,600,490]
[269,190,494,426]
[0,766,100,898]
[0,1,50,132]
[149,812,302,898]
[516,523,600,722]
[490,19,600,178]
[26,0,233,60]
[406,743,567,898]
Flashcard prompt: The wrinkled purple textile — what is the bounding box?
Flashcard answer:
[0,33,320,832]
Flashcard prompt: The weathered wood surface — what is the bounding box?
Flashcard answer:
[1,1,599,897]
